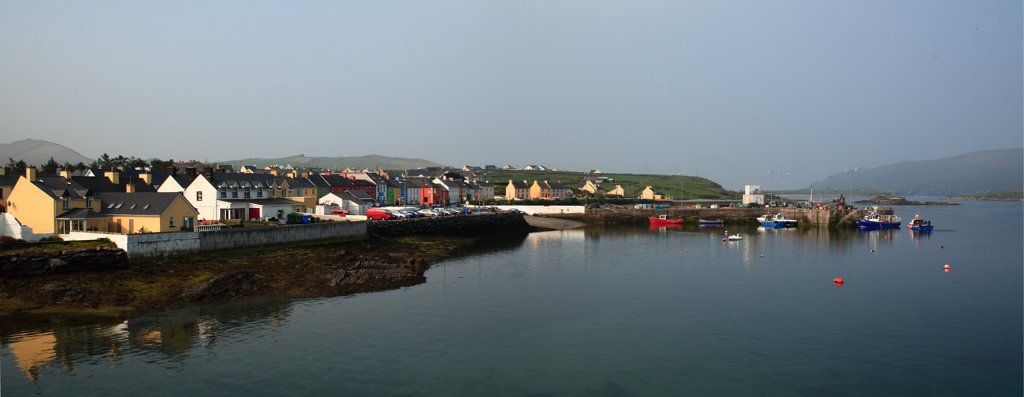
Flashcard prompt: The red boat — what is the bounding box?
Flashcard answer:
[649,214,684,225]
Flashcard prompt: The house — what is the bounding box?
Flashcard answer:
[318,191,371,215]
[547,181,571,199]
[467,181,494,202]
[639,186,671,201]
[433,178,463,205]
[529,180,550,199]
[240,165,263,174]
[351,172,389,204]
[161,172,304,222]
[0,171,19,213]
[579,180,604,196]
[7,167,99,234]
[88,192,198,234]
[403,177,436,206]
[523,165,547,171]
[505,180,530,200]
[606,185,626,197]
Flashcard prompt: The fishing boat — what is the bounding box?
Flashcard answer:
[648,214,684,225]
[698,219,724,226]
[757,213,797,228]
[857,211,901,229]
[908,214,933,231]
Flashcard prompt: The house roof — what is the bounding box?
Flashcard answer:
[339,190,373,203]
[210,173,285,188]
[236,198,299,206]
[0,175,20,187]
[56,208,108,220]
[320,175,355,188]
[71,176,156,193]
[509,180,530,189]
[95,192,189,216]
[288,177,315,188]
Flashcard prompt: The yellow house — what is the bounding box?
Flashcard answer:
[606,185,625,197]
[639,186,671,201]
[529,180,551,200]
[94,192,199,233]
[7,167,101,234]
[505,180,530,200]
[579,180,602,195]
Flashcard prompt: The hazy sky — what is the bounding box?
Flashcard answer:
[1,1,1021,189]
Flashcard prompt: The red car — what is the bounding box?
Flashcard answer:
[329,209,349,217]
[365,208,393,220]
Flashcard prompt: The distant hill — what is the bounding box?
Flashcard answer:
[222,154,444,171]
[810,148,1023,196]
[0,139,93,166]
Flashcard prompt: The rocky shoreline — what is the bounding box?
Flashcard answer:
[0,234,515,318]
[854,195,959,206]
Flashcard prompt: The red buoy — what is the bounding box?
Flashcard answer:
[833,277,844,285]
[944,264,950,271]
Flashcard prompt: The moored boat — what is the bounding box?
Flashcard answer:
[908,214,933,231]
[857,211,901,229]
[649,214,684,225]
[698,219,724,226]
[757,213,797,228]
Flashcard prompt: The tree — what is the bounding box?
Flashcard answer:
[41,157,60,173]
[5,158,27,175]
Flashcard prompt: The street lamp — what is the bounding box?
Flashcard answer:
[844,168,859,199]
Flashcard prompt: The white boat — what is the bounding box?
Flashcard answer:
[757,213,798,228]
[727,234,743,241]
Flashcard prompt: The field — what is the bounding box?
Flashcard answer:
[471,169,738,200]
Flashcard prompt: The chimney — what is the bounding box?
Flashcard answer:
[25,166,37,181]
[126,183,135,193]
[60,169,73,179]
[0,167,5,176]
[139,172,152,184]
[105,170,120,185]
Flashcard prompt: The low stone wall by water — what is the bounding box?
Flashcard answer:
[0,248,127,277]
[369,213,530,237]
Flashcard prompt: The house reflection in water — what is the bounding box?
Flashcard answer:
[9,331,58,381]
[3,297,296,381]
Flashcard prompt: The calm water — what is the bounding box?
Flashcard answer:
[3,201,1022,396]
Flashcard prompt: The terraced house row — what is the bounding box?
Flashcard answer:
[0,165,504,237]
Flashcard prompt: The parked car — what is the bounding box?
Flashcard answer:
[365,208,394,220]
[329,209,349,217]
[417,209,437,217]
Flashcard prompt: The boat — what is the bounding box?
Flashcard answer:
[757,213,797,228]
[726,234,743,241]
[857,211,901,229]
[908,214,933,231]
[648,214,684,225]
[698,219,724,226]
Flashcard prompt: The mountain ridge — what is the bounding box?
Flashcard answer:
[810,148,1023,195]
[220,154,445,171]
[0,139,94,166]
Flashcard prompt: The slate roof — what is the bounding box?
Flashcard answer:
[56,208,108,219]
[320,175,355,188]
[345,189,374,201]
[287,177,315,188]
[95,192,188,216]
[71,176,156,193]
[209,173,285,188]
[509,180,530,189]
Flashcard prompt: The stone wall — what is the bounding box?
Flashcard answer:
[199,221,367,251]
[0,248,127,277]
[368,213,529,237]
[493,205,585,215]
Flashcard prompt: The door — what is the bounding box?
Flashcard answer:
[249,208,261,220]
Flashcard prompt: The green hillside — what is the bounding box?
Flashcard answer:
[223,154,443,171]
[475,170,738,200]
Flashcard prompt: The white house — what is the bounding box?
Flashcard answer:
[433,178,462,205]
[320,191,371,215]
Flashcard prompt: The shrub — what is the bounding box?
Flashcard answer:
[39,235,64,242]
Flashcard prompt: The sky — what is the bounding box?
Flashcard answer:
[1,0,1021,189]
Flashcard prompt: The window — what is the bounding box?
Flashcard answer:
[244,187,251,199]
[86,197,92,208]
[169,216,175,228]
[257,188,263,198]
[220,189,227,199]
[62,197,69,209]
[197,191,203,201]
[231,190,238,198]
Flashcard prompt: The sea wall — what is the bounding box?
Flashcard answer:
[583,207,838,227]
[199,222,367,251]
[493,205,585,215]
[369,213,529,237]
[0,248,127,277]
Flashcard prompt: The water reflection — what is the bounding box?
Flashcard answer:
[2,298,294,382]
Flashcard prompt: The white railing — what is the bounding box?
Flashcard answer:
[195,224,224,232]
